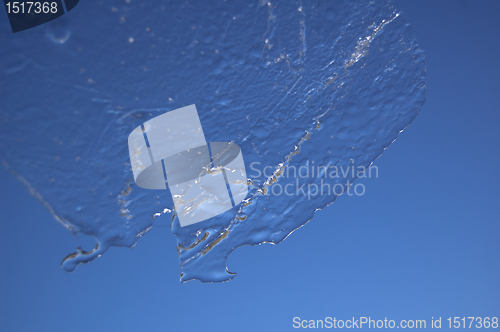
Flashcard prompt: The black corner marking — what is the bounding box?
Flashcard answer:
[3,0,79,33]
[64,0,78,12]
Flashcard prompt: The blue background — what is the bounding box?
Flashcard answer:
[1,0,499,331]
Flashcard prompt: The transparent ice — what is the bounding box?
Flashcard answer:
[0,0,426,282]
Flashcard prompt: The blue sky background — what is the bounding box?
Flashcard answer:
[1,0,499,331]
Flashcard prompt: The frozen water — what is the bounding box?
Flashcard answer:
[0,0,426,281]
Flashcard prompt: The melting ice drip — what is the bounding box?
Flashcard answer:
[128,105,248,227]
